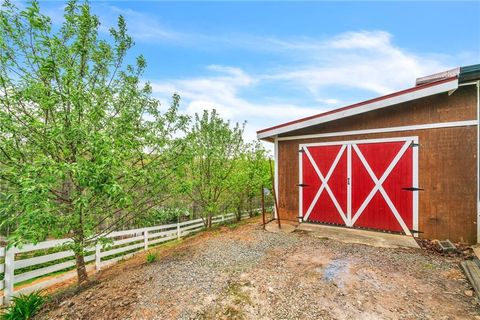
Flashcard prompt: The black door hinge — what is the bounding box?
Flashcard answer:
[402,187,424,191]
[410,229,423,234]
[297,183,309,187]
[410,142,419,148]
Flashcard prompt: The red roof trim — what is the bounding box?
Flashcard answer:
[257,76,458,135]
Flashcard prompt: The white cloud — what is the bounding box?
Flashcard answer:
[329,30,393,50]
[150,65,317,145]
[149,30,466,149]
[322,98,340,105]
[263,31,454,98]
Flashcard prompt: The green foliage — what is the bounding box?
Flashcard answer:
[182,110,246,227]
[181,110,271,226]
[227,141,271,220]
[0,0,271,286]
[1,291,46,320]
[133,207,189,227]
[0,0,187,282]
[146,252,157,263]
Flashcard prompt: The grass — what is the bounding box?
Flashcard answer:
[223,306,245,320]
[146,252,157,263]
[227,283,252,305]
[423,262,436,270]
[0,291,46,320]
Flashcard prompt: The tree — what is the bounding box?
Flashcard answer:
[226,142,270,220]
[0,1,187,284]
[182,110,245,227]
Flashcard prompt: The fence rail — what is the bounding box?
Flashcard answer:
[0,211,252,305]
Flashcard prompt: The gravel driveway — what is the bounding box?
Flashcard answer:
[39,218,479,320]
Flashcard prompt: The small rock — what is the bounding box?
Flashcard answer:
[465,290,474,297]
[59,300,74,307]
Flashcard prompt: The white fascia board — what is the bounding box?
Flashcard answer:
[277,120,477,142]
[257,78,459,140]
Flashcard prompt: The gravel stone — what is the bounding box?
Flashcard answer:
[39,219,480,319]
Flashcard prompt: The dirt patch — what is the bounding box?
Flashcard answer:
[37,218,479,319]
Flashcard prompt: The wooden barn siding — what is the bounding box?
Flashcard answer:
[280,86,476,137]
[276,86,478,243]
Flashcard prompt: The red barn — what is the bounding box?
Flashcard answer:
[257,65,480,244]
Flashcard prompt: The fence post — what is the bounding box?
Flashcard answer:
[177,222,181,240]
[221,215,224,223]
[144,229,149,250]
[4,247,15,304]
[95,244,101,272]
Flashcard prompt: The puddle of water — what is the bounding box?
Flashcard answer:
[323,259,349,287]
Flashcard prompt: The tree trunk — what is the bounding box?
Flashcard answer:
[73,226,88,284]
[207,214,212,228]
[74,251,88,284]
[249,197,253,217]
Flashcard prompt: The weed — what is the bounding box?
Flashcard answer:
[228,223,240,230]
[224,306,245,320]
[227,283,252,305]
[146,252,157,263]
[1,291,45,320]
[423,262,435,270]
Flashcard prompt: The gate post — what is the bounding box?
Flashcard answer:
[177,223,181,240]
[4,247,15,304]
[144,230,149,250]
[95,244,101,272]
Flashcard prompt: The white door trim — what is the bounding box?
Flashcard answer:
[274,137,279,219]
[298,144,303,223]
[300,136,418,148]
[347,144,352,224]
[412,136,419,236]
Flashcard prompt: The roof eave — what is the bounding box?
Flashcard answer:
[257,77,459,140]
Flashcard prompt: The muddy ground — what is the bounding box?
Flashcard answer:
[38,218,480,319]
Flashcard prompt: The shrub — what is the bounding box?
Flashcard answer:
[1,291,45,320]
[146,252,157,263]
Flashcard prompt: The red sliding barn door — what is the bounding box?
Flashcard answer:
[301,145,348,226]
[300,138,417,235]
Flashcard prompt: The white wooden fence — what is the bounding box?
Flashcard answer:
[0,212,250,305]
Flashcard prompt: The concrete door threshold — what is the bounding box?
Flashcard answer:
[264,220,297,234]
[297,223,420,249]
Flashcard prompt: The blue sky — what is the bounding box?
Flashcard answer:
[40,1,480,145]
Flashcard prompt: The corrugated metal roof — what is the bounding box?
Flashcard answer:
[459,64,480,83]
[416,67,460,86]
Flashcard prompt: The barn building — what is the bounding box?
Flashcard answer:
[257,65,480,244]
